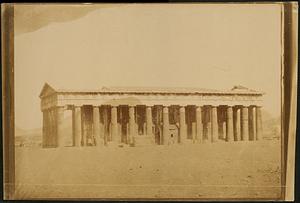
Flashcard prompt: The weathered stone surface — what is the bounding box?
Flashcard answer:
[73,106,82,147]
[241,107,249,141]
[128,106,136,145]
[56,106,64,147]
[146,106,153,136]
[226,106,234,142]
[211,106,218,143]
[163,106,170,145]
[256,106,263,140]
[179,106,187,144]
[111,106,118,143]
[93,106,101,146]
[196,106,203,143]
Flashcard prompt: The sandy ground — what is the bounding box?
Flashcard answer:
[14,140,282,200]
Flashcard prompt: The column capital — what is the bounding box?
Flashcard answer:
[203,105,211,107]
[55,106,66,111]
[226,105,234,107]
[227,106,233,115]
[195,106,202,111]
[204,105,218,108]
[179,106,185,113]
[73,106,82,110]
[163,106,169,114]
[234,105,244,108]
[42,109,48,113]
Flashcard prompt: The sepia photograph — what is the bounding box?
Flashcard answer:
[2,2,298,201]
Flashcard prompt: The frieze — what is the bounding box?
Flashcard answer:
[41,92,263,110]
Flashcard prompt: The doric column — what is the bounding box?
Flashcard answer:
[146,106,153,136]
[102,106,109,145]
[111,105,118,143]
[52,109,58,147]
[179,106,187,144]
[233,107,241,141]
[46,110,51,147]
[43,110,52,147]
[128,106,136,145]
[42,110,48,148]
[226,106,234,142]
[196,106,203,143]
[256,106,263,140]
[211,106,218,143]
[248,106,256,141]
[81,107,87,146]
[252,107,257,140]
[163,106,170,145]
[241,106,249,141]
[203,106,211,142]
[93,106,102,146]
[73,106,82,147]
[48,109,54,147]
[56,106,64,147]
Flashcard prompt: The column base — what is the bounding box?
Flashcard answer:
[95,139,105,147]
[179,139,195,145]
[202,139,210,144]
[133,135,155,147]
[107,141,124,148]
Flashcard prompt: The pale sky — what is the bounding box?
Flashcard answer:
[15,4,282,130]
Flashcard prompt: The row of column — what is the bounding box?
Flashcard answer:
[163,105,263,144]
[42,105,263,148]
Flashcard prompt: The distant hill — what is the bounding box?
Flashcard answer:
[15,127,42,147]
[15,115,73,147]
[261,110,280,140]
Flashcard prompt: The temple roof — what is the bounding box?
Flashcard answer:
[39,83,264,98]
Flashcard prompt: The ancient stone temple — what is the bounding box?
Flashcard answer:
[39,83,264,148]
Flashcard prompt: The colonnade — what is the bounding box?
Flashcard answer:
[42,104,263,148]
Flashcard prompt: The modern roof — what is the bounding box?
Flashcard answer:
[39,83,264,98]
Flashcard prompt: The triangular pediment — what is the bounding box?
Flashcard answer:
[231,85,257,92]
[39,83,57,98]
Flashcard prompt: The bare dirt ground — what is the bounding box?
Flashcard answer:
[14,140,282,200]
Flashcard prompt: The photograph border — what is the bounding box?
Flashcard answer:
[1,2,298,201]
